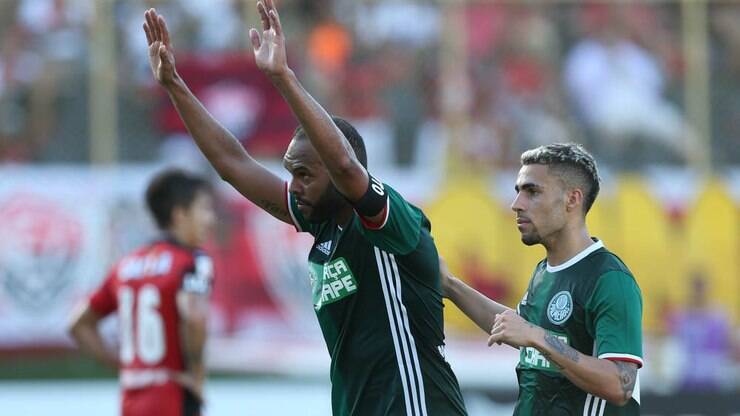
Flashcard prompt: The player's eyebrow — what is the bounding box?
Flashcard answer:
[282,157,301,172]
[515,182,541,193]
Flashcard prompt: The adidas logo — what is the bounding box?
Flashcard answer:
[316,241,332,255]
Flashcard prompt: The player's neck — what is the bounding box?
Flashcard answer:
[166,227,196,248]
[544,225,593,268]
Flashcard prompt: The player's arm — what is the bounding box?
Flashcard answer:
[249,1,380,220]
[143,9,291,224]
[67,302,118,369]
[491,315,638,406]
[175,254,214,402]
[440,258,512,333]
[177,291,208,401]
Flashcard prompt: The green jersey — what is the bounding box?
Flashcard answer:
[287,181,467,416]
[515,240,643,416]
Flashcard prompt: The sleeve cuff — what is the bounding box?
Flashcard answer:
[285,182,302,232]
[357,198,390,230]
[599,353,644,368]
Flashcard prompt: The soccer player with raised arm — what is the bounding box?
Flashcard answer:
[142,2,467,415]
[442,143,643,415]
[68,169,216,416]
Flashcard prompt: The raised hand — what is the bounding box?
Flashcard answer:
[143,8,178,87]
[249,0,290,78]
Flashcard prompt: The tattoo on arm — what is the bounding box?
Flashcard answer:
[542,333,580,365]
[259,199,289,219]
[614,361,637,403]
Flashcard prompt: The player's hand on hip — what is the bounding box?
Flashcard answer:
[250,0,290,79]
[143,8,178,87]
[487,309,540,349]
[173,371,205,404]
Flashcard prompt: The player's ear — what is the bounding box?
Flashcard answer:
[565,188,583,213]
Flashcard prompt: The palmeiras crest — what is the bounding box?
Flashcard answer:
[547,290,573,325]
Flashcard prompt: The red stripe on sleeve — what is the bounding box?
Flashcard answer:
[604,357,643,368]
[357,200,389,230]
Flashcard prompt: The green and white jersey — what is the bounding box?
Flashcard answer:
[286,182,467,416]
[515,239,643,416]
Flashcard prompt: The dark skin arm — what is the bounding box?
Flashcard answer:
[439,258,512,334]
[488,310,638,406]
[249,0,383,224]
[67,303,118,369]
[143,9,291,224]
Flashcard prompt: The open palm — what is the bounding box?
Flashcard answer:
[250,0,289,77]
[143,8,177,86]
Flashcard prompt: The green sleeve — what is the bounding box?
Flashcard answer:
[286,184,318,236]
[585,271,644,367]
[355,184,423,255]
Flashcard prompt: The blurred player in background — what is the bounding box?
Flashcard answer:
[142,1,467,414]
[442,143,643,415]
[68,169,216,416]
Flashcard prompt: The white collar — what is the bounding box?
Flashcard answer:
[546,239,604,273]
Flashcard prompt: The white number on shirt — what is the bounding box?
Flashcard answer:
[118,284,165,365]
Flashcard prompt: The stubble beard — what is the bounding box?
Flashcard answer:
[307,183,346,224]
[521,232,542,246]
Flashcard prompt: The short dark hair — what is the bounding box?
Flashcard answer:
[521,143,601,214]
[294,116,368,168]
[145,169,211,230]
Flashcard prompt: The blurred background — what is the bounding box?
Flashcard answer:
[0,0,738,415]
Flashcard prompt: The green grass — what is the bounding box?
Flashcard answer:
[0,353,116,380]
[0,353,302,381]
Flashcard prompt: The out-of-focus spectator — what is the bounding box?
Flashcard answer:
[17,0,90,64]
[667,271,734,392]
[307,16,351,78]
[465,3,574,169]
[0,24,46,162]
[304,12,352,111]
[353,0,440,49]
[182,0,245,52]
[378,45,426,166]
[563,4,696,168]
[710,4,740,166]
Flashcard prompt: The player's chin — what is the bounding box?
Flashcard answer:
[520,233,541,246]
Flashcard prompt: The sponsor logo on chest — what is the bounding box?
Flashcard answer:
[309,257,358,310]
[520,333,570,372]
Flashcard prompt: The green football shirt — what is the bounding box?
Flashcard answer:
[515,240,643,416]
[286,181,468,416]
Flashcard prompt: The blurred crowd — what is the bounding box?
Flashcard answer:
[0,0,739,169]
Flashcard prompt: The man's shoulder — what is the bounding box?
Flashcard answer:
[582,249,634,281]
[382,183,430,232]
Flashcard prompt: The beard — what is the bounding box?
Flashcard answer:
[520,232,542,246]
[306,183,347,223]
[519,224,543,246]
